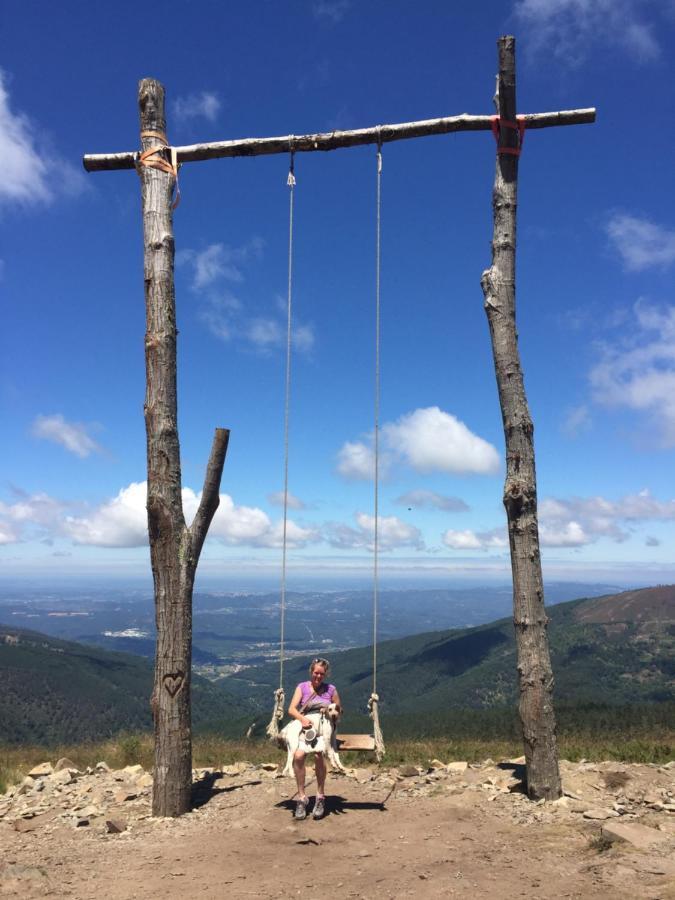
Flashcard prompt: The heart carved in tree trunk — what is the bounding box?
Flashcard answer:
[163,671,185,697]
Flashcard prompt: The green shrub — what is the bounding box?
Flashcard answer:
[118,733,142,766]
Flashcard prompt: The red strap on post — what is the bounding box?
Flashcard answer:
[490,115,526,157]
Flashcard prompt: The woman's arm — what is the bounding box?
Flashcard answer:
[288,685,312,728]
[332,688,342,712]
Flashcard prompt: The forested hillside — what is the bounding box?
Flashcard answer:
[0,627,252,745]
[234,585,675,734]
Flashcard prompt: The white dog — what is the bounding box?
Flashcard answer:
[279,703,345,777]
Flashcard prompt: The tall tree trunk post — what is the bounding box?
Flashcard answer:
[138,79,230,817]
[480,38,562,801]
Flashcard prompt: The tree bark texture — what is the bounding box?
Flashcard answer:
[84,107,595,171]
[480,38,562,801]
[138,79,230,818]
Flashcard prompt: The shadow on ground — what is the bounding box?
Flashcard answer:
[191,772,262,809]
[275,793,389,819]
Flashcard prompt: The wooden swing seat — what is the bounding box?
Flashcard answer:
[336,733,376,752]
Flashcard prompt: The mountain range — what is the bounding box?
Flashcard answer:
[1,584,673,745]
[233,585,675,735]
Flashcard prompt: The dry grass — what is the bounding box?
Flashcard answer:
[587,833,614,853]
[1,731,673,794]
[602,770,631,790]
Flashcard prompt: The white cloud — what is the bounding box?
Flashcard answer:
[0,521,20,544]
[178,240,315,355]
[0,69,51,205]
[292,324,316,353]
[395,490,469,512]
[172,91,221,124]
[247,318,283,349]
[177,243,251,289]
[561,404,591,438]
[313,0,351,23]
[539,489,675,546]
[198,292,241,341]
[64,482,148,547]
[385,407,500,475]
[442,528,507,551]
[201,298,315,355]
[515,0,661,65]
[539,520,588,547]
[589,301,675,444]
[336,441,380,480]
[31,414,102,458]
[201,492,272,546]
[61,481,317,549]
[606,213,675,271]
[440,487,675,552]
[326,512,423,551]
[0,490,67,544]
[338,407,500,481]
[0,69,86,208]
[259,518,319,549]
[268,491,306,510]
[3,492,64,527]
[442,529,482,550]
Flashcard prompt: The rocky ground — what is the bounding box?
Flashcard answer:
[1,755,674,898]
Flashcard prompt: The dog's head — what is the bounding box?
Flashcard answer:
[323,702,341,725]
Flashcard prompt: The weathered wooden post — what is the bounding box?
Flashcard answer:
[481,37,562,800]
[138,78,230,817]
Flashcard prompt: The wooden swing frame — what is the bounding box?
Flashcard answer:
[82,36,596,813]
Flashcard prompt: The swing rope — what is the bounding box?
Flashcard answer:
[369,135,385,761]
[266,145,296,745]
[266,141,385,759]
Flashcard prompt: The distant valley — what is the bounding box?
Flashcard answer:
[0,582,621,682]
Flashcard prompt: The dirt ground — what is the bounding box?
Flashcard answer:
[2,759,675,899]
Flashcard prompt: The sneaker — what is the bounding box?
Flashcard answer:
[312,797,325,820]
[294,799,308,820]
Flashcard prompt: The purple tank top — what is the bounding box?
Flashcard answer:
[299,681,336,708]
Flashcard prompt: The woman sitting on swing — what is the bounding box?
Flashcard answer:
[288,657,341,820]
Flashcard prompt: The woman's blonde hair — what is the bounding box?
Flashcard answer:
[309,657,331,675]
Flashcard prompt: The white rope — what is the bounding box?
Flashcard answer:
[268,146,295,743]
[368,692,385,761]
[281,147,295,690]
[369,134,385,760]
[373,136,382,697]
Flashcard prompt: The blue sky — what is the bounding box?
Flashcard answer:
[2,0,675,588]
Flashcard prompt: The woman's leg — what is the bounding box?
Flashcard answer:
[312,754,327,819]
[293,749,307,800]
[315,753,327,797]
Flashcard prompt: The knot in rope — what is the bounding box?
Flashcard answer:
[368,692,386,761]
[287,138,296,187]
[265,686,286,746]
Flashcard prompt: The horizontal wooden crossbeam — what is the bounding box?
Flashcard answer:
[83,107,596,172]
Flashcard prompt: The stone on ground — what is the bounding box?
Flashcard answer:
[28,763,53,778]
[602,821,670,849]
